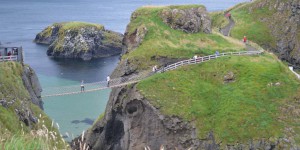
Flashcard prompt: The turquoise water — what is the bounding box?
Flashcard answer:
[0,0,248,141]
[41,74,110,141]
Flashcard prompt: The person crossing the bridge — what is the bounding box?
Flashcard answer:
[106,75,110,87]
[81,80,85,92]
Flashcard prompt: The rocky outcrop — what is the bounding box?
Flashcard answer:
[34,22,123,61]
[22,65,43,110]
[161,6,212,33]
[72,85,219,150]
[249,0,300,67]
[122,25,147,55]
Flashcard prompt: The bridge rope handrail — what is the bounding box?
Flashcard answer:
[42,50,263,98]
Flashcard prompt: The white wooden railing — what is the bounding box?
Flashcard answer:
[0,56,18,62]
[157,50,263,73]
[289,66,300,79]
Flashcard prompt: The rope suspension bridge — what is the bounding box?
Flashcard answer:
[42,50,263,98]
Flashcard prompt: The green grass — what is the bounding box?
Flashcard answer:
[122,5,246,70]
[0,62,69,149]
[103,31,123,47]
[60,22,104,31]
[230,1,277,47]
[1,135,50,150]
[210,11,229,30]
[39,22,104,39]
[138,54,300,144]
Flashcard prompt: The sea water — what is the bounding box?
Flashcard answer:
[0,0,248,141]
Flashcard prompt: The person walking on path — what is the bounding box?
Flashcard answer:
[106,75,110,87]
[152,65,158,73]
[243,36,247,43]
[215,51,220,57]
[225,12,231,19]
[80,80,85,92]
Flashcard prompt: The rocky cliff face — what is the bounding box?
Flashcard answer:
[0,63,42,128]
[161,6,212,34]
[34,22,123,61]
[73,85,219,150]
[22,65,43,110]
[250,0,300,67]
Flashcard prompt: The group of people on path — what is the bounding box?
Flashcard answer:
[80,75,111,92]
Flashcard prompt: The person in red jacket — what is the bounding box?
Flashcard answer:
[243,36,247,43]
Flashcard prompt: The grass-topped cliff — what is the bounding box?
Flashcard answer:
[211,0,300,66]
[120,5,246,70]
[0,62,68,149]
[138,54,300,145]
[35,21,123,61]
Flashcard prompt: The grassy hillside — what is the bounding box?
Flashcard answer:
[122,5,246,69]
[211,1,279,48]
[230,1,276,47]
[112,4,300,145]
[138,53,300,144]
[210,11,229,30]
[0,62,68,149]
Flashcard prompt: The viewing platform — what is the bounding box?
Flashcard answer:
[0,46,24,62]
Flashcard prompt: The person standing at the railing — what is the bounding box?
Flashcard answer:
[7,51,11,60]
[81,80,85,92]
[106,75,110,87]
